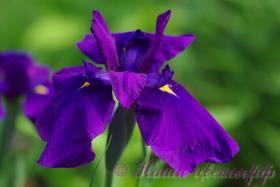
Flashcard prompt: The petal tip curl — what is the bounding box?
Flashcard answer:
[156,10,172,34]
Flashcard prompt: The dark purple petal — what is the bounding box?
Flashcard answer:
[77,34,105,64]
[83,60,100,76]
[136,81,239,176]
[78,32,135,64]
[23,82,53,121]
[36,66,85,141]
[155,10,171,34]
[146,65,174,88]
[91,10,119,70]
[119,30,151,72]
[142,10,171,72]
[53,64,110,89]
[37,72,115,167]
[0,51,32,99]
[113,32,135,58]
[121,46,144,71]
[27,64,51,86]
[0,80,7,93]
[110,71,147,109]
[149,34,195,72]
[161,64,174,80]
[131,32,195,73]
[23,63,52,121]
[53,65,85,87]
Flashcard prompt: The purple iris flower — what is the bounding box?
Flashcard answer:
[0,51,52,120]
[37,10,239,176]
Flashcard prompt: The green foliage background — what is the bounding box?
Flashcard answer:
[0,0,279,186]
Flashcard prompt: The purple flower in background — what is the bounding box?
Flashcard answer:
[37,10,239,176]
[0,51,52,120]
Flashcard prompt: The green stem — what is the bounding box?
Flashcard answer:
[136,139,147,187]
[136,147,152,187]
[105,170,113,187]
[141,139,147,158]
[0,99,20,168]
[12,156,25,187]
[88,136,112,187]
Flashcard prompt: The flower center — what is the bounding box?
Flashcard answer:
[121,47,144,71]
[120,30,150,72]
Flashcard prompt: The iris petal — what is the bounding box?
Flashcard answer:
[23,83,53,121]
[77,34,105,64]
[142,10,171,72]
[0,52,32,99]
[110,71,147,109]
[27,64,51,86]
[52,66,85,89]
[113,32,135,58]
[155,10,171,34]
[91,10,119,71]
[78,32,135,64]
[23,64,52,121]
[135,81,239,176]
[37,67,115,167]
[150,34,195,72]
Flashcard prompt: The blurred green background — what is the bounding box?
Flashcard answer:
[0,0,279,186]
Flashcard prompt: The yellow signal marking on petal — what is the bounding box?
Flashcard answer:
[159,84,177,96]
[80,81,90,89]
[34,85,49,95]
